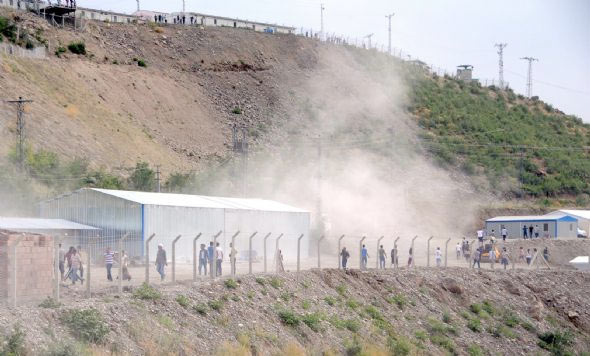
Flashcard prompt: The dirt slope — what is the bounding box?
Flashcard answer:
[1,269,589,355]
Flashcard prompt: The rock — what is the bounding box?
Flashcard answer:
[441,278,462,294]
[567,310,579,319]
[529,300,544,321]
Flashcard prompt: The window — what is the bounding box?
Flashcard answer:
[543,223,549,231]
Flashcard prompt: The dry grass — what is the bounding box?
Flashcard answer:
[282,343,305,356]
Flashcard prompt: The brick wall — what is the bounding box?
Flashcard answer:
[0,230,54,303]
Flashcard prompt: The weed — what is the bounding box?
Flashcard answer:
[55,46,66,57]
[493,325,516,339]
[538,330,573,355]
[193,303,208,315]
[324,296,336,306]
[158,315,174,330]
[60,308,109,343]
[133,282,161,300]
[67,41,86,55]
[467,318,482,332]
[344,336,363,356]
[278,309,300,327]
[521,320,537,333]
[0,325,26,355]
[255,277,266,285]
[137,59,147,67]
[45,341,84,356]
[301,280,311,289]
[336,284,347,296]
[301,312,322,332]
[224,278,238,289]
[261,288,268,296]
[39,297,62,309]
[460,310,471,320]
[346,298,360,310]
[442,311,452,324]
[469,303,482,314]
[388,335,412,356]
[216,341,250,356]
[482,300,496,316]
[282,343,306,356]
[208,300,223,311]
[247,291,254,300]
[280,292,292,302]
[504,312,520,328]
[344,319,361,333]
[467,344,484,356]
[328,316,345,329]
[231,295,240,302]
[414,330,427,341]
[429,334,456,354]
[175,294,190,308]
[364,305,384,321]
[546,315,560,327]
[388,294,407,310]
[301,299,312,310]
[231,107,242,115]
[469,303,489,319]
[269,277,282,289]
[221,294,230,302]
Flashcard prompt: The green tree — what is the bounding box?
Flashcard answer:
[129,161,155,191]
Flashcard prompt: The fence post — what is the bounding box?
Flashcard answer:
[118,233,129,295]
[145,233,156,284]
[444,238,451,267]
[359,236,367,270]
[337,235,345,269]
[230,231,240,277]
[411,236,418,268]
[12,234,23,307]
[297,234,305,278]
[211,231,222,280]
[192,233,202,282]
[275,233,283,274]
[86,237,93,298]
[317,235,325,269]
[263,232,272,273]
[171,235,182,283]
[376,236,384,269]
[393,236,400,268]
[427,236,434,267]
[54,236,63,303]
[248,232,258,274]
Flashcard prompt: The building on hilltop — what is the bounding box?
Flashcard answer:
[40,188,310,262]
[546,210,590,237]
[456,64,474,81]
[77,7,136,24]
[163,11,295,34]
[485,214,578,239]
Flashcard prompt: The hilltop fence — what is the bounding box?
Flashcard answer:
[0,42,47,60]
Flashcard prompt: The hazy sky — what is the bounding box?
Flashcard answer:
[79,0,590,122]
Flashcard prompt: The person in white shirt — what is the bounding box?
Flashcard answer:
[215,242,224,276]
[435,247,442,267]
[501,227,508,242]
[456,243,462,260]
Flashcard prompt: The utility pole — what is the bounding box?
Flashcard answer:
[6,97,33,168]
[232,125,248,197]
[521,56,538,98]
[136,0,140,12]
[155,165,161,192]
[386,13,394,55]
[316,136,323,237]
[494,43,507,89]
[364,33,374,49]
[182,0,185,13]
[320,4,325,41]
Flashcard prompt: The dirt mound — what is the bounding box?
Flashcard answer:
[1,269,589,355]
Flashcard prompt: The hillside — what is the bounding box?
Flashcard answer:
[1,269,589,355]
[0,7,588,219]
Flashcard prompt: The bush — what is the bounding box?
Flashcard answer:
[55,46,67,56]
[468,344,484,356]
[442,311,452,324]
[0,326,26,356]
[538,330,573,355]
[255,277,266,285]
[388,294,407,310]
[336,284,347,296]
[39,297,62,309]
[278,309,300,327]
[67,41,86,55]
[224,278,238,289]
[137,59,147,67]
[60,308,109,343]
[269,277,283,289]
[504,312,520,328]
[492,325,516,339]
[301,299,312,310]
[208,300,223,311]
[364,305,383,321]
[429,334,456,354]
[175,294,190,308]
[324,296,336,306]
[482,300,496,315]
[344,319,361,333]
[231,107,242,115]
[467,318,482,332]
[346,298,360,310]
[193,303,208,315]
[133,283,161,300]
[301,312,322,332]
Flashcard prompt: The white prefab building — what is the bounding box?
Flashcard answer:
[39,189,310,262]
[547,210,590,236]
[485,214,578,239]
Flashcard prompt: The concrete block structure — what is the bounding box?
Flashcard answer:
[0,231,54,304]
[485,214,578,239]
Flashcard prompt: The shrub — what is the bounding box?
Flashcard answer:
[336,284,347,296]
[346,298,360,310]
[537,330,573,355]
[469,303,482,314]
[175,294,190,308]
[67,41,86,55]
[208,300,223,311]
[137,59,147,67]
[224,278,238,289]
[504,312,520,328]
[324,296,336,306]
[388,294,407,310]
[55,46,67,56]
[39,297,62,309]
[442,311,452,324]
[278,309,300,327]
[521,320,537,333]
[269,277,282,289]
[414,330,427,341]
[344,319,361,333]
[467,318,482,332]
[429,334,455,354]
[231,107,242,115]
[255,277,266,285]
[193,303,208,315]
[388,336,412,356]
[133,283,161,300]
[301,299,311,310]
[364,305,383,321]
[301,312,322,332]
[0,326,26,356]
[280,292,292,302]
[468,344,484,356]
[60,308,109,343]
[482,300,496,316]
[492,325,516,339]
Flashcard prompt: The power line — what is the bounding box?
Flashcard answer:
[5,97,33,168]
[521,56,539,98]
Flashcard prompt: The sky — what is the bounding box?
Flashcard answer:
[79,0,590,122]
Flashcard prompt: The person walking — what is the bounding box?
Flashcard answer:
[155,244,167,281]
[519,246,525,264]
[104,247,115,282]
[534,225,539,239]
[340,247,350,269]
[121,250,131,281]
[277,249,285,272]
[77,245,87,281]
[525,249,532,265]
[523,225,528,239]
[407,247,413,268]
[529,225,534,239]
[456,242,462,260]
[477,230,484,243]
[378,245,386,269]
[489,247,496,269]
[500,247,509,270]
[198,243,208,275]
[207,241,215,276]
[390,246,398,268]
[435,247,442,267]
[463,241,471,262]
[70,249,83,285]
[58,243,65,281]
[543,247,550,262]
[361,245,369,270]
[501,227,507,242]
[215,242,223,276]
[472,248,481,269]
[229,242,237,275]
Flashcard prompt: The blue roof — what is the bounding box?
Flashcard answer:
[486,214,577,223]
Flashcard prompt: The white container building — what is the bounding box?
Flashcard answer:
[485,214,578,239]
